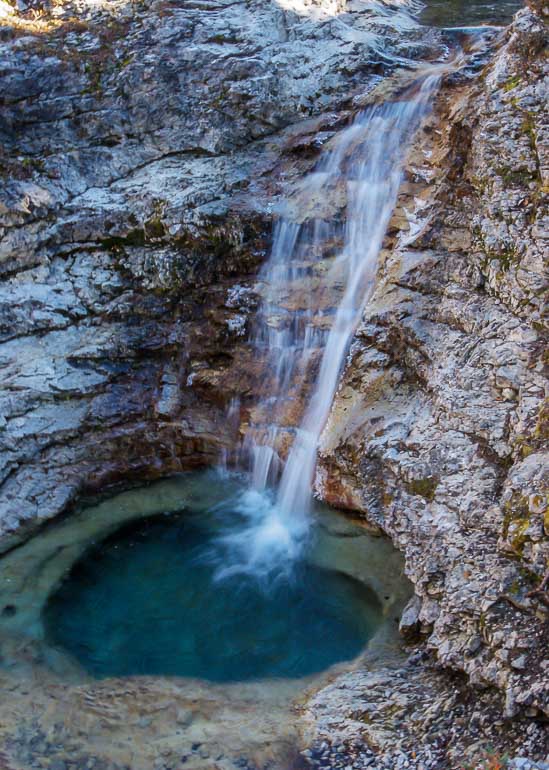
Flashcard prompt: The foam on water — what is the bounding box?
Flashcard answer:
[213,488,309,582]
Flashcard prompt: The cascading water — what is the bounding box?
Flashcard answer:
[215,71,447,581]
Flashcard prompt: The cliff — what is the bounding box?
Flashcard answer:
[316,2,548,720]
[0,0,442,549]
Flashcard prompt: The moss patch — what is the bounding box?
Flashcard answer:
[406,477,439,501]
[503,75,522,92]
[502,494,532,557]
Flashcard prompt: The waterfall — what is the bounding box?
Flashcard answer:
[215,74,441,581]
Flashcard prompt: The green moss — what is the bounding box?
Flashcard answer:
[521,114,537,148]
[210,85,230,110]
[406,477,439,501]
[518,565,541,586]
[495,165,536,187]
[144,217,166,240]
[470,174,490,195]
[82,61,103,95]
[503,75,522,92]
[473,226,518,274]
[350,709,372,724]
[509,519,530,554]
[502,495,532,556]
[206,34,231,44]
[21,157,45,172]
[495,250,516,271]
[520,113,542,181]
[0,153,46,181]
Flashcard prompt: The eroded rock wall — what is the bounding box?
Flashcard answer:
[0,0,440,549]
[317,5,548,717]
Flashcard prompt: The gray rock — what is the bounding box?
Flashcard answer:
[315,0,549,724]
[0,0,441,550]
[399,595,422,641]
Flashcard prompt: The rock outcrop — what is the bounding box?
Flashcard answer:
[0,0,440,549]
[316,2,548,719]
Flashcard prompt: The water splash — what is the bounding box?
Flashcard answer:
[212,487,307,583]
[215,74,444,580]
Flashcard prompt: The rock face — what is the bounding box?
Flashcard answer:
[0,0,438,549]
[0,0,548,762]
[316,4,548,719]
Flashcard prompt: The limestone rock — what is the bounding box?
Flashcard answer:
[0,0,441,548]
[399,595,422,642]
[317,4,549,718]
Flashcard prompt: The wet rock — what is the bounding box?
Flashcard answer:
[175,708,193,728]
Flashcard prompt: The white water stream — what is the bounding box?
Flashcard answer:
[216,72,445,580]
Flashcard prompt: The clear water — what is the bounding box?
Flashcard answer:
[44,507,382,681]
[0,472,408,770]
[421,0,522,27]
